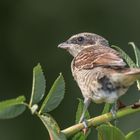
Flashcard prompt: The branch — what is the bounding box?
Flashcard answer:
[61,104,140,138]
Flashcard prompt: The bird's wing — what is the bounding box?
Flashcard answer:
[73,46,126,70]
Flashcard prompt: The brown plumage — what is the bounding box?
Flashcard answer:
[73,46,125,69]
[58,32,140,123]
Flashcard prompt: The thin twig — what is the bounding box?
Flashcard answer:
[61,104,140,138]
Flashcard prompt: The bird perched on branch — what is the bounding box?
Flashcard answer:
[58,32,140,125]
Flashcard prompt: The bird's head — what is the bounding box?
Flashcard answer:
[58,32,109,57]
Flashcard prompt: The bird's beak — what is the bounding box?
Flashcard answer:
[58,42,69,50]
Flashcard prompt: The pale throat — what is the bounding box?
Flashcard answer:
[68,46,82,57]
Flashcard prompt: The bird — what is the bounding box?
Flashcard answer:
[58,32,140,125]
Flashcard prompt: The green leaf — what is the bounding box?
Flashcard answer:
[129,42,140,90]
[129,42,140,67]
[97,124,125,140]
[102,103,110,115]
[39,114,66,140]
[72,99,91,140]
[72,131,90,140]
[39,73,65,113]
[112,45,136,68]
[29,63,46,106]
[126,128,140,140]
[0,96,26,119]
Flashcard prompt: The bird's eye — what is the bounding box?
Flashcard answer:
[77,36,84,42]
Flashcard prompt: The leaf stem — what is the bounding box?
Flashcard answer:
[61,104,140,138]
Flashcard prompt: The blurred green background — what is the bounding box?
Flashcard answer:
[0,0,140,140]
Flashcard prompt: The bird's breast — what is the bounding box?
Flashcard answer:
[71,65,128,103]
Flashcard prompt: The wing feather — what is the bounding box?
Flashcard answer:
[73,46,126,69]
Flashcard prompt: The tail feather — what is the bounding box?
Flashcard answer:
[125,68,140,76]
[112,68,140,87]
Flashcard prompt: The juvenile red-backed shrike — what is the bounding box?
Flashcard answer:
[58,32,140,124]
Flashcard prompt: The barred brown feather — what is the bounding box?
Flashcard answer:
[58,32,140,123]
[73,46,126,70]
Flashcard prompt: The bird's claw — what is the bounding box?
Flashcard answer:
[79,117,88,134]
[80,119,88,134]
[82,119,88,128]
[110,108,117,118]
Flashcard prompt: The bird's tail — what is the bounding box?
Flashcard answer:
[113,68,140,87]
[125,68,140,77]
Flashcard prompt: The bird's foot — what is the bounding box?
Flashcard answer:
[110,109,119,126]
[79,118,88,134]
[110,107,117,118]
[78,98,91,134]
[81,119,88,128]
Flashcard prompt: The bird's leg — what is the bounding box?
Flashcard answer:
[79,98,91,128]
[110,101,118,118]
[110,101,118,126]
